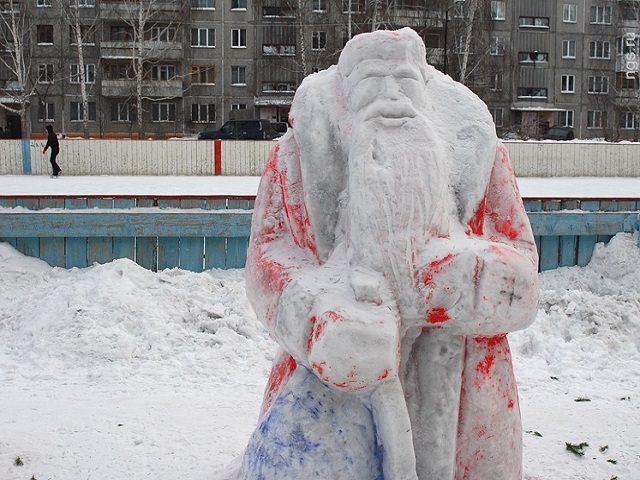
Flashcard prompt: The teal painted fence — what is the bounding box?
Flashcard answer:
[0,197,638,272]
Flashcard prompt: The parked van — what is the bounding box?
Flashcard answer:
[198,120,277,140]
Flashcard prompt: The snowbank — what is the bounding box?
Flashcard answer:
[1,234,639,479]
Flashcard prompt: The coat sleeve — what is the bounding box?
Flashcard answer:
[245,134,325,362]
[417,143,539,335]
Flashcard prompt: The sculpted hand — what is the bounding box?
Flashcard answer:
[417,238,538,335]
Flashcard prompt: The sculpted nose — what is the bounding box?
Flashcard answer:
[381,76,402,100]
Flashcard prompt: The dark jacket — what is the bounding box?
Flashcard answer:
[44,125,59,152]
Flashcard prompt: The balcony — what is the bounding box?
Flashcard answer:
[101,79,182,98]
[100,0,180,19]
[100,41,182,60]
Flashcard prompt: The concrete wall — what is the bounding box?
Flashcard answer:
[2,139,640,177]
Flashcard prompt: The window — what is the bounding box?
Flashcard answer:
[616,35,639,55]
[312,31,326,50]
[111,103,135,122]
[232,28,246,48]
[558,110,574,128]
[490,0,505,20]
[111,26,133,41]
[620,111,638,130]
[562,40,576,59]
[37,0,52,6]
[517,87,548,98]
[231,103,247,110]
[563,4,576,23]
[191,103,215,123]
[191,0,214,8]
[616,72,638,90]
[231,65,246,85]
[151,65,176,81]
[561,74,575,93]
[231,0,246,9]
[38,64,54,84]
[588,76,609,94]
[40,102,55,122]
[190,64,215,84]
[69,25,95,45]
[589,41,610,59]
[590,6,612,24]
[519,17,549,28]
[490,72,503,91]
[150,26,175,42]
[191,28,215,47]
[518,52,548,63]
[70,101,96,122]
[490,107,503,127]
[152,103,176,122]
[490,36,505,56]
[70,64,95,84]
[312,0,326,12]
[587,110,607,129]
[342,0,363,13]
[37,25,53,44]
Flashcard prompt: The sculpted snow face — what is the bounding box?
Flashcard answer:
[240,27,539,480]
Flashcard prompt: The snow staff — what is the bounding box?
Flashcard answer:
[240,28,539,480]
[43,125,61,177]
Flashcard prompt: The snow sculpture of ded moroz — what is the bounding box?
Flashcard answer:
[240,28,539,480]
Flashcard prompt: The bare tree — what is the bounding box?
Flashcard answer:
[0,0,36,139]
[59,0,99,138]
[115,0,182,138]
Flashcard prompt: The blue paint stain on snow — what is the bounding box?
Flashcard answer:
[240,366,384,479]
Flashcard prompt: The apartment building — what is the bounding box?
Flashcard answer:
[0,0,638,139]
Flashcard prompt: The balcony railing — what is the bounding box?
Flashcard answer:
[100,41,182,60]
[101,79,182,98]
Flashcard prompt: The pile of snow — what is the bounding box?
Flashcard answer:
[511,233,640,480]
[1,233,639,479]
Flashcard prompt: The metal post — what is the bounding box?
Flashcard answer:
[444,8,449,75]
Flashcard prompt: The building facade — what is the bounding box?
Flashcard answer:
[0,0,638,139]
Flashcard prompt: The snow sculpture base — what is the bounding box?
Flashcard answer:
[239,27,539,480]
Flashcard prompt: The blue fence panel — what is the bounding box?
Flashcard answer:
[157,199,181,271]
[1,197,638,272]
[112,199,136,261]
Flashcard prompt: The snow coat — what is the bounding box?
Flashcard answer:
[241,28,539,480]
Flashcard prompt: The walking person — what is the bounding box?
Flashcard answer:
[42,125,61,177]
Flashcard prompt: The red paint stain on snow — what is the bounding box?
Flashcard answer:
[507,398,514,409]
[467,196,486,235]
[377,368,390,381]
[260,354,297,416]
[476,354,495,377]
[420,253,455,287]
[306,311,343,354]
[255,254,290,297]
[426,307,450,324]
[311,361,325,376]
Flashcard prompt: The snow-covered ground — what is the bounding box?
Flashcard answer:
[0,175,639,200]
[1,233,639,480]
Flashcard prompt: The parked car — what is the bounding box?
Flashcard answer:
[272,122,289,138]
[198,120,277,140]
[543,126,575,141]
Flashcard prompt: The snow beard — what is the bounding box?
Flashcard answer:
[344,111,455,318]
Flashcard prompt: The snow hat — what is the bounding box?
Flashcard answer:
[338,27,428,81]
